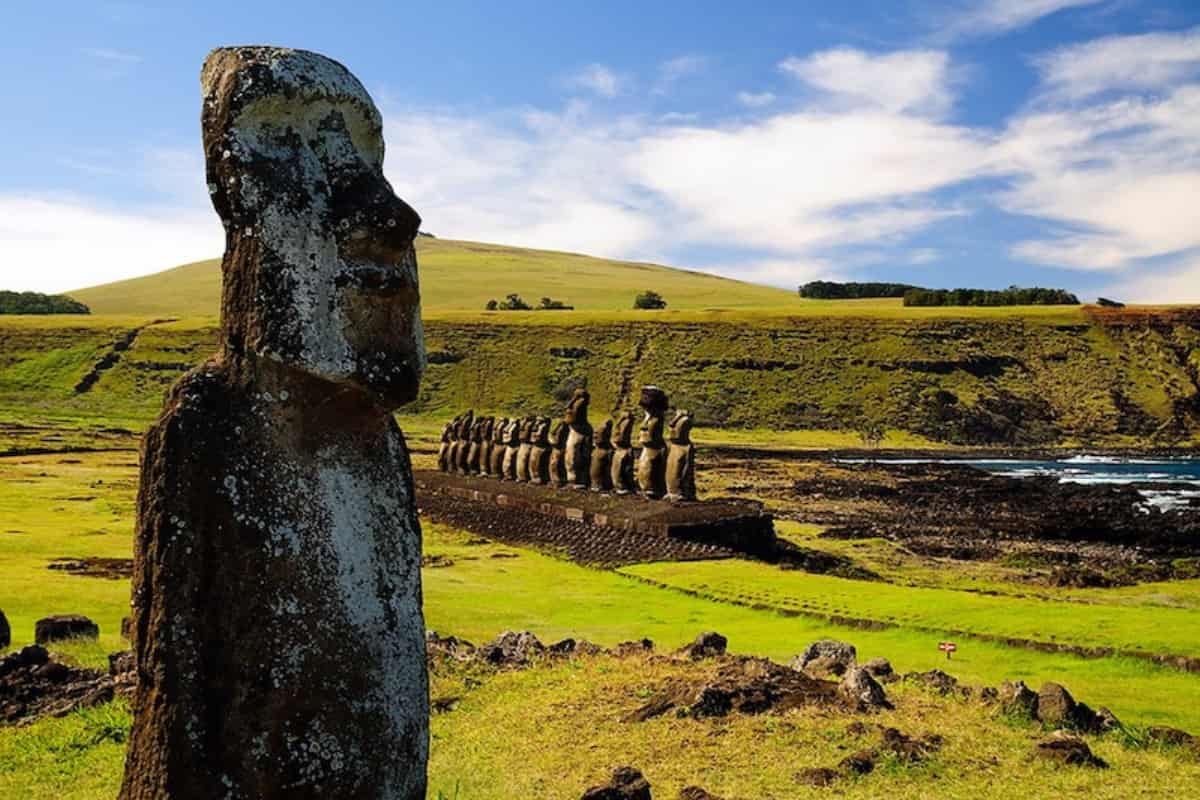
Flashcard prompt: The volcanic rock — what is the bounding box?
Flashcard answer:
[1033,731,1107,768]
[479,630,546,666]
[0,645,128,725]
[34,614,98,645]
[426,631,477,662]
[581,766,652,799]
[838,750,876,775]
[795,767,841,787]
[839,666,889,709]
[678,787,722,800]
[863,657,893,678]
[998,679,1039,719]
[791,639,857,677]
[679,631,728,660]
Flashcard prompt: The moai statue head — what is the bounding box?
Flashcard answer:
[202,47,424,408]
[505,417,521,446]
[459,410,474,438]
[668,409,694,444]
[471,417,485,443]
[494,417,509,444]
[593,419,613,449]
[565,388,590,427]
[612,410,637,448]
[638,386,669,446]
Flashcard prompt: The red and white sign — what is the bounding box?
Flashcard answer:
[938,641,958,659]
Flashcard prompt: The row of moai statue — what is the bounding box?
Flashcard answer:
[437,386,696,501]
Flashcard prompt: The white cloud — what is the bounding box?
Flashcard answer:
[736,91,776,108]
[943,0,1103,38]
[565,63,622,98]
[81,47,141,63]
[779,48,954,116]
[1098,251,1200,303]
[0,196,221,293]
[653,55,707,94]
[1033,26,1200,102]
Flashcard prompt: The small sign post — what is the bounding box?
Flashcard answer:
[938,641,957,660]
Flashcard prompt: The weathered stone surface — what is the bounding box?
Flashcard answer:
[456,410,475,475]
[581,766,652,800]
[610,410,638,494]
[863,657,893,678]
[679,631,727,660]
[437,421,453,472]
[665,409,696,501]
[34,614,99,644]
[489,418,508,477]
[466,416,485,475]
[119,46,428,800]
[1,644,133,725]
[791,639,857,676]
[530,417,552,484]
[678,787,723,800]
[565,388,594,489]
[794,767,841,787]
[501,418,520,480]
[590,419,614,492]
[0,609,9,650]
[839,666,889,709]
[549,419,569,486]
[1036,682,1077,727]
[636,386,669,499]
[1033,731,1107,768]
[479,630,546,666]
[479,417,495,476]
[516,417,534,482]
[999,679,1039,719]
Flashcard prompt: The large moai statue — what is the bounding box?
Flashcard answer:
[590,419,614,492]
[437,421,453,472]
[548,419,569,487]
[466,416,485,475]
[665,409,696,501]
[564,388,593,489]
[479,416,495,477]
[119,47,428,800]
[610,410,638,494]
[529,417,552,484]
[501,417,521,480]
[456,409,475,474]
[515,417,535,482]
[490,417,508,477]
[636,386,669,499]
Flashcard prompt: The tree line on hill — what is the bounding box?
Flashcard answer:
[0,291,90,314]
[485,290,668,311]
[799,281,1079,307]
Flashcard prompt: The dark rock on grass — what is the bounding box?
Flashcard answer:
[0,609,9,649]
[1094,706,1122,732]
[863,656,893,678]
[791,639,857,677]
[902,669,962,696]
[1145,726,1197,747]
[879,727,944,763]
[426,630,478,662]
[479,630,545,666]
[581,766,652,799]
[1036,682,1107,732]
[613,638,655,656]
[1033,731,1108,768]
[108,650,134,676]
[838,750,876,775]
[34,614,98,645]
[1,645,131,725]
[999,680,1039,719]
[679,631,727,660]
[551,638,604,657]
[678,787,723,800]
[839,666,890,709]
[795,767,841,787]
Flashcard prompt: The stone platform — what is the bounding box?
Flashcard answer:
[415,470,776,560]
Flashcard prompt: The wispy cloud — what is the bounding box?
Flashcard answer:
[941,0,1104,39]
[565,63,622,98]
[80,47,141,64]
[1032,25,1200,102]
[736,91,776,108]
[653,55,707,94]
[779,48,955,116]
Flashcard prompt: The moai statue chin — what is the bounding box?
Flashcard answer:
[515,417,534,482]
[479,417,495,477]
[119,47,428,800]
[665,409,696,501]
[564,388,593,489]
[635,386,669,499]
[437,421,453,472]
[548,419,569,487]
[529,417,552,484]
[610,410,638,494]
[490,418,508,478]
[590,419,614,492]
[456,409,475,475]
[501,417,520,480]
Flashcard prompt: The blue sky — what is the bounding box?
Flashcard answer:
[2,1,1199,301]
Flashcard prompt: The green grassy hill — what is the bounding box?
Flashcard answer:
[69,237,799,316]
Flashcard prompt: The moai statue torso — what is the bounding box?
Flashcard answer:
[490,418,508,477]
[119,47,428,800]
[456,409,475,474]
[635,386,669,499]
[437,421,453,472]
[665,409,696,501]
[466,417,485,475]
[610,410,638,494]
[515,417,534,482]
[589,419,614,492]
[548,420,568,487]
[529,417,552,484]
[479,417,495,477]
[564,389,593,488]
[500,418,520,480]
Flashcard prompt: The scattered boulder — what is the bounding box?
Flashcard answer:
[479,630,545,666]
[839,666,889,709]
[1033,730,1107,768]
[34,614,98,645]
[795,767,841,787]
[863,657,893,679]
[0,645,128,724]
[791,640,857,677]
[0,609,9,649]
[1036,683,1076,727]
[581,766,652,800]
[613,639,655,656]
[678,788,723,800]
[108,650,134,676]
[838,750,876,775]
[426,631,478,662]
[1145,726,1198,748]
[903,669,961,696]
[550,638,603,657]
[998,680,1039,719]
[878,727,943,763]
[679,632,727,660]
[1094,706,1122,733]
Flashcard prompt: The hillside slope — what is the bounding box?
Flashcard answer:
[3,308,1198,447]
[69,237,799,316]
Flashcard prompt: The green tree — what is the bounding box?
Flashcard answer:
[634,290,667,310]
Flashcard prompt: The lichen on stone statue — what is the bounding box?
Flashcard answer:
[118,46,429,800]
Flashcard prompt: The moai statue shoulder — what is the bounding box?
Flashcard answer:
[635,386,669,499]
[665,409,696,501]
[590,419,614,492]
[119,46,428,800]
[564,388,593,489]
[610,409,638,494]
[548,419,569,487]
[515,416,535,482]
[530,417,552,484]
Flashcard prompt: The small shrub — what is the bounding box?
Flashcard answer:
[485,299,498,311]
[634,290,667,310]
